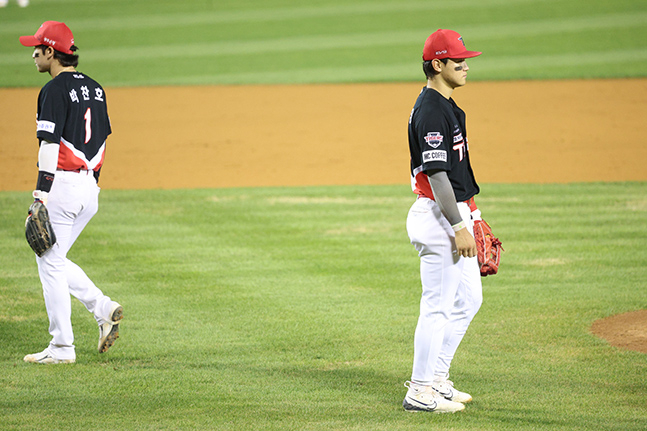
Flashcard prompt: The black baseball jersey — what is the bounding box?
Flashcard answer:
[408,87,479,202]
[36,71,111,173]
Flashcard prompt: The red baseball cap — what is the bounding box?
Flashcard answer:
[20,21,76,55]
[422,29,481,61]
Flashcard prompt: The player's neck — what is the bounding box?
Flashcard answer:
[49,63,76,78]
[427,79,454,99]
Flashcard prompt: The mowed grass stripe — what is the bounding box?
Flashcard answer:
[0,30,428,65]
[475,48,647,72]
[2,12,644,67]
[0,0,540,34]
[104,64,418,86]
[466,11,647,40]
[102,48,647,86]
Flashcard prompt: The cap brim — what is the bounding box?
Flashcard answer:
[423,50,483,61]
[19,35,40,47]
[457,50,482,59]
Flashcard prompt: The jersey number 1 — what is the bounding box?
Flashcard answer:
[84,107,92,144]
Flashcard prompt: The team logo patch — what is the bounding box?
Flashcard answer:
[423,150,447,163]
[424,132,443,148]
[37,120,55,134]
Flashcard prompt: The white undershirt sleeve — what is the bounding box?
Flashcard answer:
[38,140,60,173]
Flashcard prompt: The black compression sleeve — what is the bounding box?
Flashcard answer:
[427,170,463,226]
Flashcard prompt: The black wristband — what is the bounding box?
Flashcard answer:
[36,171,55,193]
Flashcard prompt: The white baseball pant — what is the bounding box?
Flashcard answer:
[406,197,483,384]
[35,170,115,360]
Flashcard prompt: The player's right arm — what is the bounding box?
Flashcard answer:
[33,140,59,205]
[34,80,66,205]
[427,169,477,258]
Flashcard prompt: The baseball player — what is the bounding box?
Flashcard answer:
[402,29,483,412]
[20,21,122,364]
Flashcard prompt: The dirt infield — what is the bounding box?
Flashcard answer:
[591,310,647,354]
[1,79,646,352]
[2,79,646,191]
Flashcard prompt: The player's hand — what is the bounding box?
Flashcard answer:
[26,200,41,227]
[455,228,477,258]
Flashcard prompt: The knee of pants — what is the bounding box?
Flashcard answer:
[418,311,451,335]
[37,246,66,271]
[464,291,483,321]
[419,295,452,321]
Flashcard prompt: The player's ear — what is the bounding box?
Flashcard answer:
[432,58,444,73]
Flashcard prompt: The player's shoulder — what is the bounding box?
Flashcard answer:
[418,87,450,110]
[45,71,81,90]
[53,71,103,87]
[416,88,454,119]
[40,74,68,98]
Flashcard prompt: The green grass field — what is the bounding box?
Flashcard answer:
[1,0,646,86]
[1,0,646,429]
[1,183,646,430]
